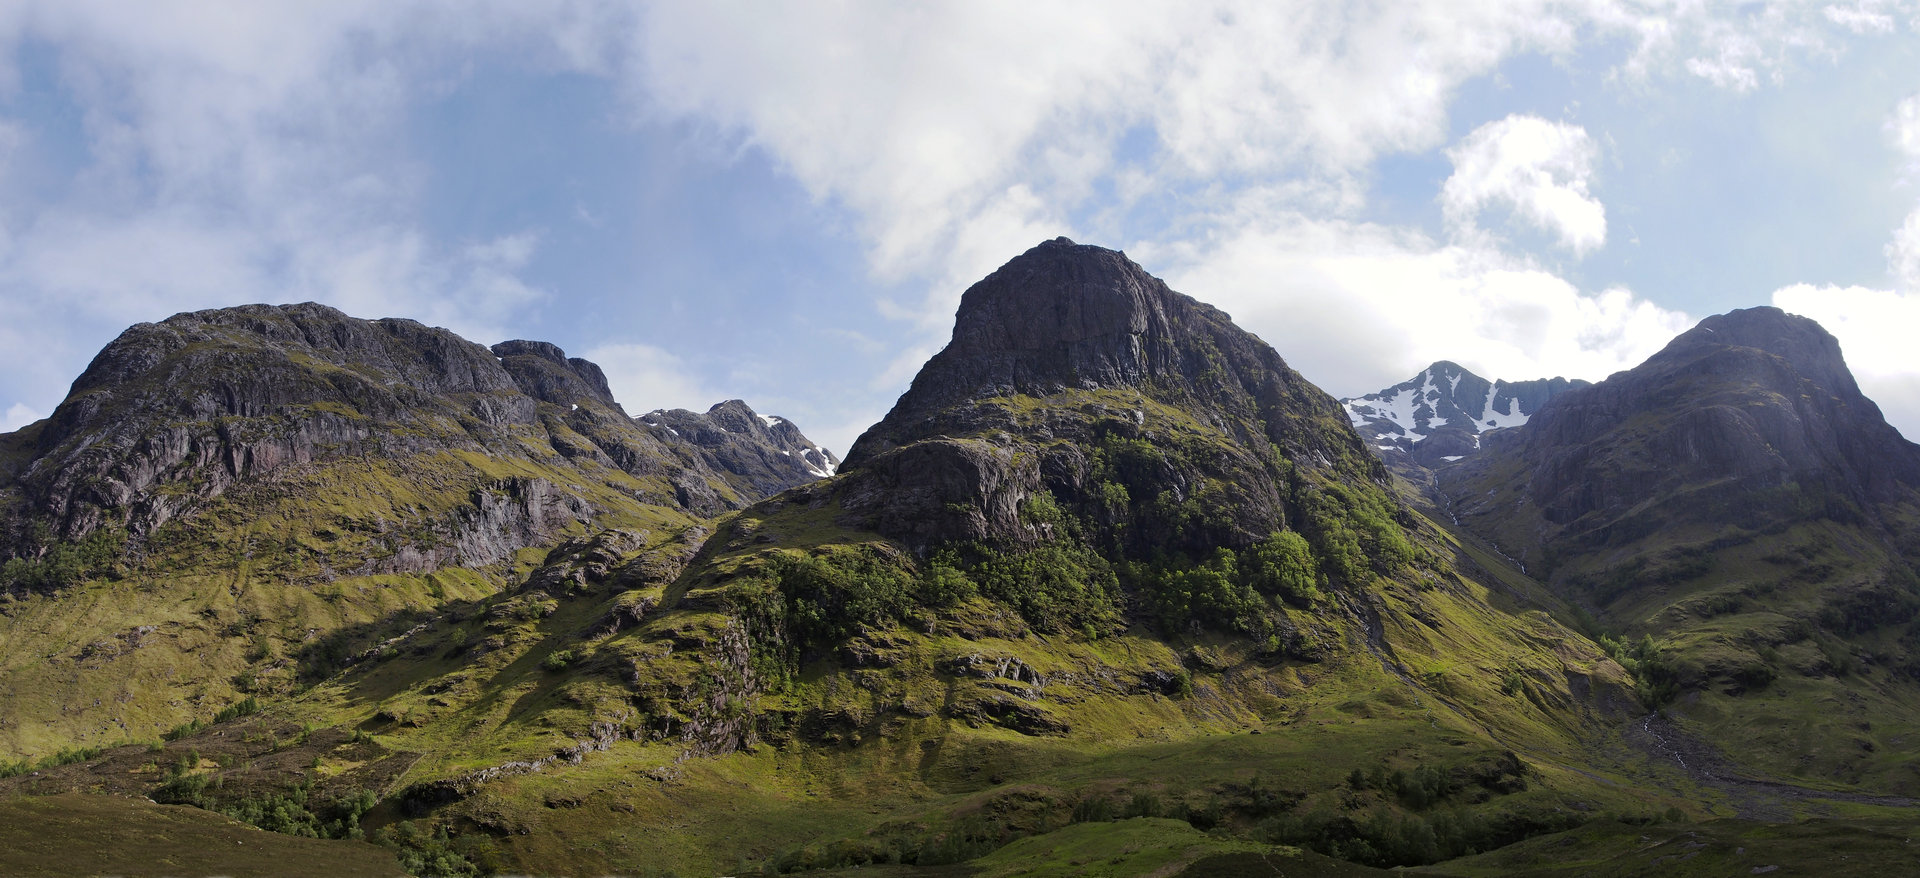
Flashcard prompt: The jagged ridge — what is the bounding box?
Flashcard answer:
[1341,361,1585,466]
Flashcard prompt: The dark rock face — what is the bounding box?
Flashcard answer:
[0,303,833,572]
[847,238,1366,470]
[835,237,1383,553]
[491,340,620,408]
[13,303,540,543]
[1341,361,1586,468]
[1446,306,1920,563]
[640,400,840,501]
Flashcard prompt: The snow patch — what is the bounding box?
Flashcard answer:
[1478,384,1532,431]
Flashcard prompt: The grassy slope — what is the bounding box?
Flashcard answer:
[0,426,704,760]
[246,387,1670,874]
[0,387,1707,876]
[0,792,406,877]
[1418,814,1920,877]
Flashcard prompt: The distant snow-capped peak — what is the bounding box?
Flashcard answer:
[1340,361,1586,461]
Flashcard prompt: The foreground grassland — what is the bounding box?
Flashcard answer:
[0,793,404,877]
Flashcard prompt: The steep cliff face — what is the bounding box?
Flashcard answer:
[839,237,1382,554]
[11,304,515,543]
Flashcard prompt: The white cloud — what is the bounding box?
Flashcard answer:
[632,1,1592,297]
[584,342,722,416]
[1157,215,1689,396]
[1884,94,1920,289]
[1772,283,1920,440]
[1442,115,1607,255]
[0,402,40,433]
[1684,44,1762,92]
[1825,3,1898,35]
[0,1,607,413]
[1606,2,1866,93]
[1888,210,1920,289]
[630,1,1884,355]
[1890,93,1920,162]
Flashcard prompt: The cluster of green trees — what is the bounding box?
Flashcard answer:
[735,478,1428,673]
[0,525,126,592]
[1125,531,1320,637]
[147,745,483,876]
[153,763,377,841]
[0,743,106,779]
[1600,634,1681,707]
[1260,803,1580,868]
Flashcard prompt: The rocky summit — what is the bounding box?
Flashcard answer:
[841,236,1381,556]
[1444,306,1920,568]
[641,399,840,500]
[1340,361,1585,468]
[5,251,1920,877]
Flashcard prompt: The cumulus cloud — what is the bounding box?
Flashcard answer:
[633,1,1590,296]
[1156,215,1689,396]
[1442,115,1606,255]
[584,342,723,416]
[1884,94,1920,289]
[1892,93,1920,161]
[0,402,40,433]
[1772,283,1920,440]
[1889,211,1920,290]
[0,1,612,417]
[0,0,1909,444]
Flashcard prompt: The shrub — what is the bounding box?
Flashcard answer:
[214,696,260,723]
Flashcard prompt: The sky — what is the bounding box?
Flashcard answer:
[4,2,1920,455]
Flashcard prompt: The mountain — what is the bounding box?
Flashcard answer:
[1441,305,1920,787]
[640,399,840,499]
[15,254,1920,876]
[1340,361,1585,467]
[0,302,834,757]
[839,236,1388,557]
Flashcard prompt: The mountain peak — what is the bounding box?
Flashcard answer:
[1448,306,1920,565]
[838,238,1384,552]
[1651,305,1859,397]
[1339,360,1585,467]
[940,238,1188,388]
[846,239,1270,467]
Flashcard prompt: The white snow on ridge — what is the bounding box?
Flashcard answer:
[1343,365,1452,436]
[1478,384,1532,431]
[801,445,838,478]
